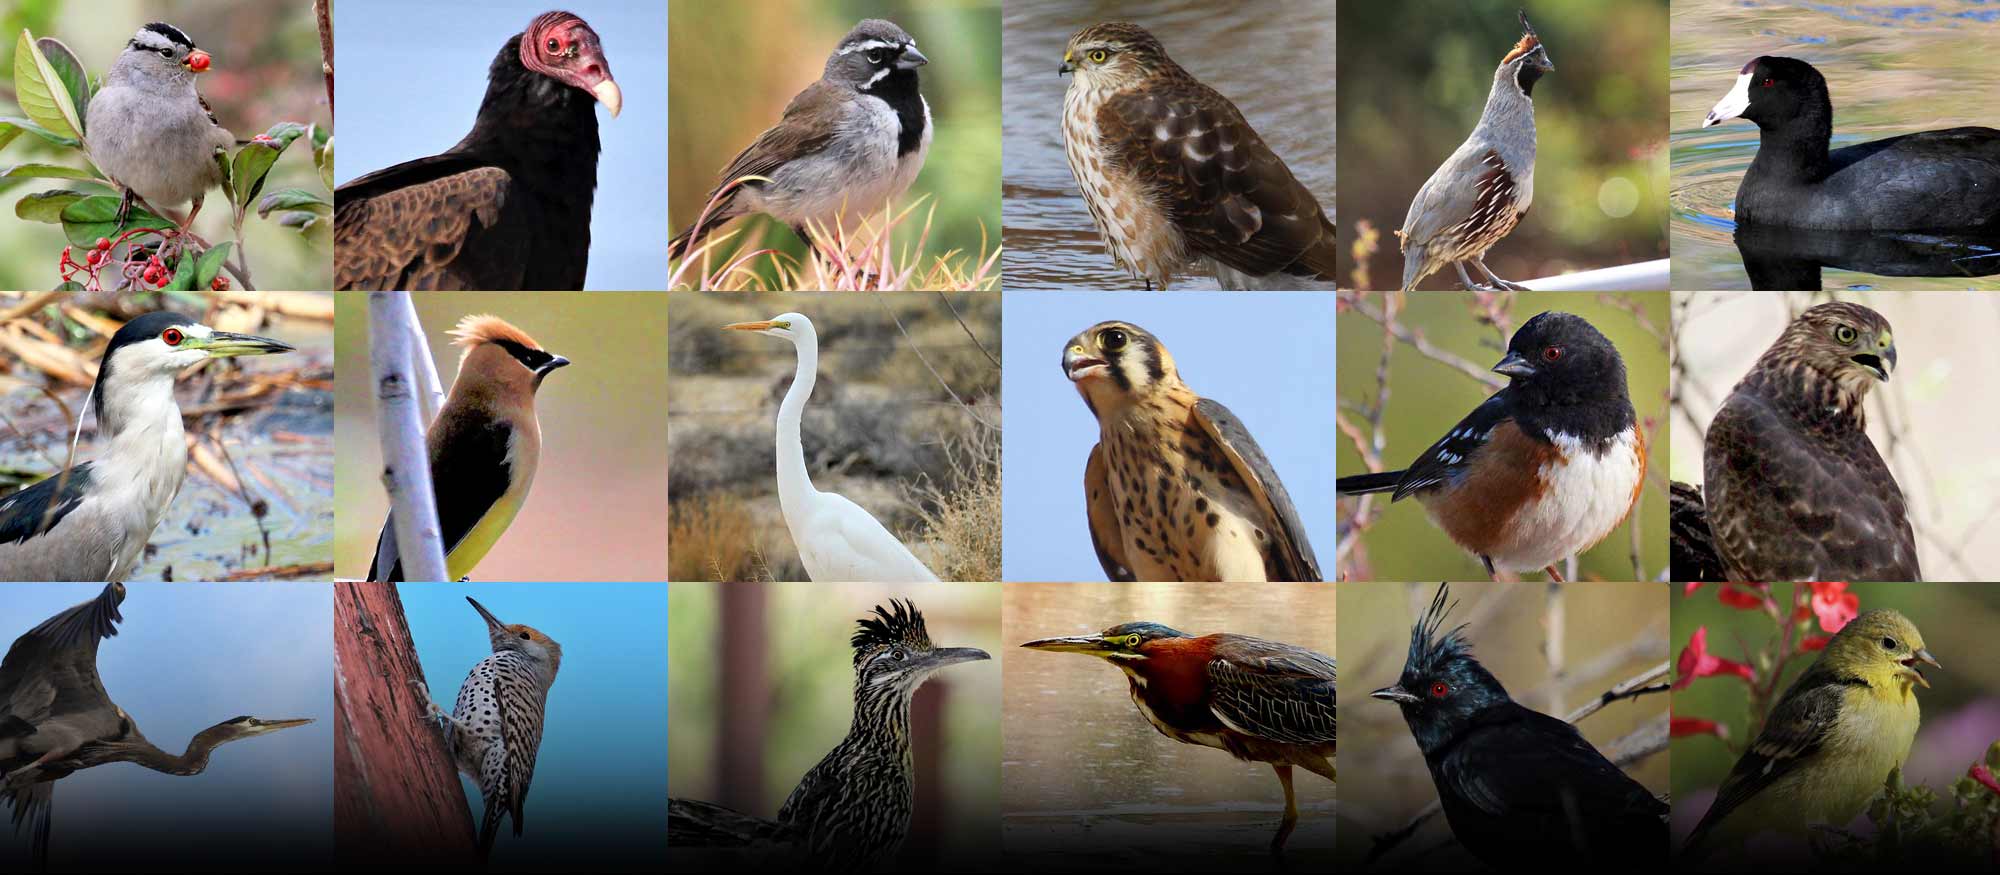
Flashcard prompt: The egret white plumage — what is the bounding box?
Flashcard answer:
[724,313,939,583]
[0,312,293,582]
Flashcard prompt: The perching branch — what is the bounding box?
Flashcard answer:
[333,582,476,863]
[369,292,447,582]
[315,0,335,117]
[397,294,444,425]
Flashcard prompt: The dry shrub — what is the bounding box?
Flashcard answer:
[668,492,772,582]
[905,417,1002,581]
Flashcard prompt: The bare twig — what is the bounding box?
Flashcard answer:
[872,294,997,431]
[315,0,335,116]
[368,293,447,582]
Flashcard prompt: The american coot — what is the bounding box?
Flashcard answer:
[1703,56,2000,231]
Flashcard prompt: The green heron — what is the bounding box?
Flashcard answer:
[1022,621,1336,852]
[669,600,989,871]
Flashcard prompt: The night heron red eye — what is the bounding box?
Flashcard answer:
[1430,681,1450,698]
[1541,345,1564,362]
[161,328,184,346]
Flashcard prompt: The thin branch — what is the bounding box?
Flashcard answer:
[368,293,447,581]
[872,293,996,431]
[315,0,335,117]
[934,291,999,369]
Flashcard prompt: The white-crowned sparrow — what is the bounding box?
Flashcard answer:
[85,22,234,229]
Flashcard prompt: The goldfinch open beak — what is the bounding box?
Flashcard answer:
[185,49,212,74]
[196,331,294,358]
[1902,648,1940,688]
[1370,684,1421,705]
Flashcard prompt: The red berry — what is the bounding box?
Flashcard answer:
[95,237,111,251]
[210,276,230,291]
[86,251,103,267]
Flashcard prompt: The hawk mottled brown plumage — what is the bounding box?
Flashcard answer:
[1702,302,1920,582]
[1060,23,1336,290]
[1063,322,1320,582]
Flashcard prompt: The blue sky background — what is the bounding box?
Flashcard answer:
[335,0,668,289]
[0,583,331,869]
[402,583,668,870]
[1001,293,1339,581]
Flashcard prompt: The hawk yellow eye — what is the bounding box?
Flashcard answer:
[1834,324,1858,344]
[1088,49,1109,64]
[1100,328,1128,351]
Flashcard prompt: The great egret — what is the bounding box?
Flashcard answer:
[725,313,939,582]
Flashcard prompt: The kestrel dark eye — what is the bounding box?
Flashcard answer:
[1834,325,1859,344]
[1881,636,1897,650]
[161,328,184,346]
[1542,345,1564,362]
[1101,329,1128,351]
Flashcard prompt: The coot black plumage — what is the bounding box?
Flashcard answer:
[1703,56,2000,231]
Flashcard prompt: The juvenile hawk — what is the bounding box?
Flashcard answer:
[1703,303,1921,582]
[1059,22,1337,290]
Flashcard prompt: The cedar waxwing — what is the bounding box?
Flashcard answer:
[369,315,568,581]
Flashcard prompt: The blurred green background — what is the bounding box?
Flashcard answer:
[668,0,1001,285]
[332,292,669,582]
[667,291,1001,582]
[1336,291,1670,581]
[1337,0,1668,290]
[668,581,1001,869]
[0,0,331,290]
[1670,583,2000,850]
[1338,581,1669,869]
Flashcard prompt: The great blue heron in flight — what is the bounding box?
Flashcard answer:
[0,583,312,868]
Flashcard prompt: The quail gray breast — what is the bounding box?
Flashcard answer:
[85,23,233,222]
[1397,12,1553,291]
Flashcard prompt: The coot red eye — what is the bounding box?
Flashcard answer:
[1429,681,1450,698]
[1542,345,1564,362]
[161,328,184,346]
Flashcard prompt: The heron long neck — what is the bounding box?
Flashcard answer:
[776,329,819,518]
[124,732,221,777]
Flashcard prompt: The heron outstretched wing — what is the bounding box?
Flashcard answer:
[0,583,125,742]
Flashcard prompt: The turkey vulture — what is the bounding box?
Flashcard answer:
[335,11,621,290]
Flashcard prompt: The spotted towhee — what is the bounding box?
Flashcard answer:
[1337,311,1646,580]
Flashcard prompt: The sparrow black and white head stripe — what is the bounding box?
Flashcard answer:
[130,22,196,53]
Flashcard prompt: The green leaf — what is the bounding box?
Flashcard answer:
[316,135,333,192]
[34,37,91,124]
[0,162,98,181]
[15,187,85,222]
[285,212,332,248]
[215,149,234,207]
[257,187,330,218]
[192,241,232,290]
[58,194,171,246]
[162,249,197,292]
[12,29,82,141]
[0,116,79,150]
[229,121,309,212]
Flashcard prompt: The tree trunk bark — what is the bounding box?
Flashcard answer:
[334,581,477,864]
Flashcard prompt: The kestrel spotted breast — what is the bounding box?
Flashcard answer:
[1059,22,1337,291]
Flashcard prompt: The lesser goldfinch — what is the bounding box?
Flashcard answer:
[1371,584,1668,865]
[1682,608,1937,861]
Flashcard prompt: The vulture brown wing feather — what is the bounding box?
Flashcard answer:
[336,165,526,290]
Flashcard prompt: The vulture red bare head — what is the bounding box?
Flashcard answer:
[518,10,621,117]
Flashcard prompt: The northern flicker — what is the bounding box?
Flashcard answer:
[418,596,562,858]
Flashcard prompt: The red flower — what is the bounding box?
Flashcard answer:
[1683,582,1704,598]
[1675,626,1757,690]
[1808,582,1858,633]
[1671,716,1728,739]
[1799,635,1831,652]
[1971,762,2000,798]
[1717,583,1766,610]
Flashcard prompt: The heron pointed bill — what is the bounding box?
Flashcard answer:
[1370,683,1421,705]
[191,330,294,359]
[249,717,315,732]
[724,319,789,333]
[1021,634,1117,657]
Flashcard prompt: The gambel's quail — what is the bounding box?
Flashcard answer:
[85,23,235,231]
[1397,12,1554,291]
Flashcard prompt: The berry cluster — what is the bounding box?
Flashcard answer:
[54,228,228,292]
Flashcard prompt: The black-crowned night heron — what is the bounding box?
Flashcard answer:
[0,312,292,581]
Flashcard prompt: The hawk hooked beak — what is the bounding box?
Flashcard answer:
[1059,51,1074,76]
[1063,345,1108,382]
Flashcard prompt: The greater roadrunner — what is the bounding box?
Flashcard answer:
[418,596,561,859]
[669,600,989,871]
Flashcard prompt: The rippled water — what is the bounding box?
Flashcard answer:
[1001,0,1337,290]
[1671,0,2000,289]
[1002,583,1335,867]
